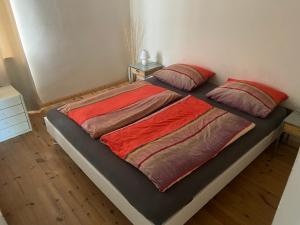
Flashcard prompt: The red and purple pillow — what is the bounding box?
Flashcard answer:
[206,78,288,118]
[153,64,215,91]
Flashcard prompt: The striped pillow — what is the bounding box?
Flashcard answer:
[153,64,214,91]
[206,78,288,118]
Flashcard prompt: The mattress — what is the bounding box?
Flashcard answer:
[46,77,287,225]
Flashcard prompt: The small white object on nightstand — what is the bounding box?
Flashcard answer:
[0,85,32,142]
[139,49,150,66]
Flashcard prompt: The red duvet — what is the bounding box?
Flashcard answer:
[101,96,255,192]
[58,81,182,138]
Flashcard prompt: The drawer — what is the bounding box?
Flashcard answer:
[136,74,147,80]
[0,121,30,141]
[283,123,300,138]
[0,96,21,110]
[131,67,145,76]
[0,113,27,130]
[0,104,24,120]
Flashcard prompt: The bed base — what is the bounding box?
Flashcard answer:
[44,117,280,225]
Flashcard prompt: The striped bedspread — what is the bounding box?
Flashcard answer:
[101,96,255,192]
[58,81,182,138]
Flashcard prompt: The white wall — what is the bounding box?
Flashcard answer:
[0,0,40,110]
[134,0,300,110]
[272,147,300,225]
[0,0,12,86]
[10,0,130,103]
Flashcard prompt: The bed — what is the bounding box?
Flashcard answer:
[45,77,287,225]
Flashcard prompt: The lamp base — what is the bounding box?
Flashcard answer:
[141,59,148,66]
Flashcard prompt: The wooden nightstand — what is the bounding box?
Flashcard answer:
[283,111,300,140]
[275,111,300,149]
[128,62,163,83]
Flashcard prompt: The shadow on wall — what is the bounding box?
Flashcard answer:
[156,52,163,64]
[4,57,40,110]
[0,60,9,86]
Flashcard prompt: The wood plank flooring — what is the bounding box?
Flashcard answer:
[0,114,297,225]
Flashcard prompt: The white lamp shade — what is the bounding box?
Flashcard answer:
[139,49,149,60]
[139,50,149,65]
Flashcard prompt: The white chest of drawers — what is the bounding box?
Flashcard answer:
[0,85,32,142]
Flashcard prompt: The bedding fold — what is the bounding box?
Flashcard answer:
[101,96,255,192]
[58,81,182,138]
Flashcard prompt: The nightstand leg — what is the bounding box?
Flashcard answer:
[271,134,281,159]
[273,124,284,156]
[284,133,290,143]
[128,67,132,83]
[280,133,288,144]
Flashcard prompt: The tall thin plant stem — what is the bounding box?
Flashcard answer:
[124,1,144,64]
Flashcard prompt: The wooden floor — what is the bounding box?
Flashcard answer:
[0,114,297,225]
